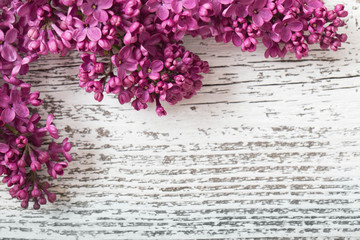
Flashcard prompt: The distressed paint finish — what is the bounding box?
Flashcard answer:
[1,1,360,239]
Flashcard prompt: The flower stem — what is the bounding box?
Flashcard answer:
[4,123,20,136]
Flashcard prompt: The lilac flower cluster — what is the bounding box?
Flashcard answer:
[0,82,72,209]
[0,0,348,208]
[76,0,347,113]
[0,0,348,115]
[149,0,348,59]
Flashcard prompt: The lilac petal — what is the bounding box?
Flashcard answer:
[140,45,149,57]
[93,9,108,22]
[145,45,158,57]
[111,55,119,67]
[151,60,163,72]
[0,30,4,41]
[283,0,294,8]
[98,0,113,9]
[13,103,29,118]
[288,21,303,31]
[147,0,160,11]
[117,67,127,80]
[0,143,9,153]
[87,27,102,41]
[253,14,264,27]
[183,0,196,9]
[46,114,54,128]
[81,3,93,15]
[223,4,235,17]
[73,29,87,42]
[1,44,17,62]
[11,65,22,78]
[98,39,111,50]
[253,0,266,9]
[158,6,169,20]
[240,0,254,4]
[269,31,281,42]
[171,1,182,13]
[281,28,292,42]
[124,59,138,72]
[5,28,18,44]
[0,94,10,108]
[149,72,160,80]
[174,30,185,41]
[2,108,15,123]
[261,22,272,31]
[123,31,133,45]
[236,5,249,18]
[262,35,273,48]
[139,31,150,43]
[220,0,233,3]
[119,46,131,59]
[10,86,20,103]
[187,17,198,30]
[87,16,99,27]
[148,34,162,45]
[259,8,273,22]
[17,2,31,17]
[232,34,242,47]
[273,22,283,33]
[309,0,323,8]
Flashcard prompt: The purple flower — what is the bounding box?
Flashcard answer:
[134,79,155,103]
[146,0,172,20]
[81,0,113,23]
[73,17,102,42]
[111,46,138,80]
[0,83,72,209]
[223,0,254,18]
[138,32,162,57]
[155,96,167,116]
[276,0,294,14]
[265,42,287,58]
[16,0,47,21]
[296,0,323,14]
[260,22,281,48]
[118,88,133,105]
[248,0,273,27]
[0,86,29,123]
[131,98,148,110]
[160,85,183,105]
[79,53,98,77]
[274,17,303,42]
[170,0,197,13]
[308,18,325,34]
[211,0,233,15]
[0,28,18,62]
[46,114,60,139]
[173,10,198,37]
[0,5,16,27]
[139,60,164,80]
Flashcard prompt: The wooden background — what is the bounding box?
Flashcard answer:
[1,1,360,239]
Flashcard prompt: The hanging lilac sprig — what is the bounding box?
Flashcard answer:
[0,82,72,209]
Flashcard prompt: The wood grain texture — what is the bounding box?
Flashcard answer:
[1,1,360,239]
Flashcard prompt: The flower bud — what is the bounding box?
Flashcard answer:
[28,28,39,40]
[110,15,122,26]
[95,63,105,73]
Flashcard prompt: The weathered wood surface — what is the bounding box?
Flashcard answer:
[1,1,360,239]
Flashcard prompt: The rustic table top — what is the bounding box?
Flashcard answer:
[1,1,360,239]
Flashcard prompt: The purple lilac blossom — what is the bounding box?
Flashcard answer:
[0,83,72,209]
